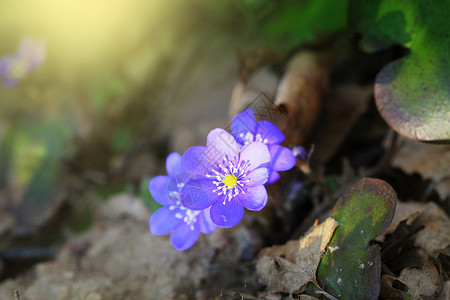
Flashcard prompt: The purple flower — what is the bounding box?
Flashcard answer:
[149,152,217,251]
[179,128,271,228]
[231,109,295,184]
[0,37,46,87]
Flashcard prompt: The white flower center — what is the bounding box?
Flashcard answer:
[206,155,251,205]
[239,132,268,145]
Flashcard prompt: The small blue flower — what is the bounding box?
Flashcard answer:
[231,109,296,184]
[149,152,217,251]
[179,128,271,228]
[0,37,46,87]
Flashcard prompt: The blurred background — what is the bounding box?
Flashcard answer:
[0,0,350,242]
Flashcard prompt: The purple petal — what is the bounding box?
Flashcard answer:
[240,142,270,170]
[170,222,200,251]
[167,173,191,203]
[210,199,244,228]
[246,168,269,186]
[181,146,212,175]
[198,208,217,234]
[149,175,171,205]
[269,145,296,171]
[231,109,257,144]
[255,120,285,144]
[237,185,268,211]
[206,129,239,164]
[166,152,182,177]
[266,170,281,185]
[292,146,307,161]
[149,206,182,235]
[180,179,222,210]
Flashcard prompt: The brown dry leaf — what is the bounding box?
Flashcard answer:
[438,281,450,300]
[379,201,425,240]
[273,50,334,145]
[228,67,279,119]
[391,136,450,200]
[256,217,339,294]
[412,202,450,257]
[378,201,450,257]
[380,257,441,299]
[380,201,450,280]
[309,84,373,165]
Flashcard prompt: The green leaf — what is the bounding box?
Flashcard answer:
[316,178,397,299]
[263,0,349,48]
[0,124,15,189]
[351,0,450,142]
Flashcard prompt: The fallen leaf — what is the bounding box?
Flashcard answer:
[273,50,334,145]
[391,136,450,200]
[228,67,279,119]
[438,281,450,300]
[412,202,450,257]
[380,257,441,299]
[380,201,449,277]
[256,217,339,294]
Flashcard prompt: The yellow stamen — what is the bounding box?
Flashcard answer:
[223,174,237,189]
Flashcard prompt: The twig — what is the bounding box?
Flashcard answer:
[315,290,339,300]
[14,290,21,300]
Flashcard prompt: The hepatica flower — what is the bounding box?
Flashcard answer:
[231,109,295,184]
[0,37,46,86]
[148,110,296,250]
[179,129,271,228]
[149,152,217,251]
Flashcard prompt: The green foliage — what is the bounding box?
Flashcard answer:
[263,0,349,48]
[316,178,397,299]
[351,0,450,142]
[0,118,70,196]
[19,118,71,207]
[109,128,132,152]
[96,183,129,200]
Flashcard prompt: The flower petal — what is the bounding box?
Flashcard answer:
[231,109,257,144]
[206,129,239,164]
[266,169,281,185]
[149,206,182,235]
[170,222,200,251]
[269,145,296,171]
[180,178,222,210]
[237,185,268,211]
[210,199,244,228]
[181,146,212,175]
[166,152,182,177]
[246,168,269,186]
[292,146,307,161]
[149,175,171,205]
[255,120,285,144]
[198,208,217,234]
[240,142,270,170]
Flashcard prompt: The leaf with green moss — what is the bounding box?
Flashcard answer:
[351,0,450,142]
[316,178,397,299]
